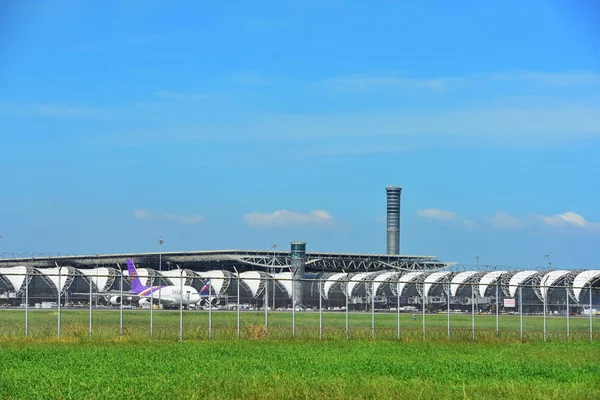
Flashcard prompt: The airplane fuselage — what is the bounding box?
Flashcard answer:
[139,285,200,306]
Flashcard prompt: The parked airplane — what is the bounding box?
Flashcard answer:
[126,259,201,308]
[78,259,202,308]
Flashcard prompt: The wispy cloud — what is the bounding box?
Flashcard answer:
[488,211,524,229]
[417,208,478,229]
[165,213,204,224]
[132,209,151,220]
[325,70,600,91]
[325,74,464,91]
[538,211,599,228]
[243,209,334,227]
[485,71,600,86]
[417,209,458,220]
[132,210,204,224]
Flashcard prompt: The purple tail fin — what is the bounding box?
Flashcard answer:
[126,258,148,294]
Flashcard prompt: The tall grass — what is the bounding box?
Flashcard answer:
[0,340,599,399]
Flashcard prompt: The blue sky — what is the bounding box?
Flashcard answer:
[1,0,599,268]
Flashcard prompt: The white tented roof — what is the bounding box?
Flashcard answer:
[509,270,539,297]
[240,271,263,297]
[347,272,374,297]
[80,268,114,291]
[38,267,71,293]
[323,273,348,299]
[540,270,571,300]
[423,272,451,297]
[397,272,425,296]
[478,271,507,297]
[195,270,227,294]
[572,270,600,301]
[450,271,478,296]
[372,272,398,296]
[272,272,292,298]
[0,266,28,293]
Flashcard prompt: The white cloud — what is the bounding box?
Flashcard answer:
[165,213,204,224]
[488,211,523,229]
[538,211,595,228]
[325,74,463,91]
[243,209,334,227]
[132,209,151,220]
[417,209,457,220]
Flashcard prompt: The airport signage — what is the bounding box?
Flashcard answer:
[504,298,516,308]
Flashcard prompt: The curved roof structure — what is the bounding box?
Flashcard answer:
[79,267,118,292]
[0,266,28,294]
[397,272,425,296]
[372,272,399,296]
[478,271,507,297]
[271,272,292,297]
[508,270,539,297]
[423,272,451,297]
[450,271,478,296]
[572,270,600,301]
[239,271,263,298]
[347,272,376,297]
[323,273,347,299]
[539,270,571,300]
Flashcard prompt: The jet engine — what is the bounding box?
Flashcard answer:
[110,296,121,306]
[200,297,219,307]
[138,298,150,306]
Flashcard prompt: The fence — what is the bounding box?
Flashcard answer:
[0,269,598,342]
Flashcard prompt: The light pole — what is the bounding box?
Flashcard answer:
[271,243,276,310]
[158,239,163,308]
[544,254,549,268]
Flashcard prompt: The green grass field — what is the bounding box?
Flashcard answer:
[0,309,597,342]
[0,311,599,399]
[1,340,599,399]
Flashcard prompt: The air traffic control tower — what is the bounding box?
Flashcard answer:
[386,186,402,255]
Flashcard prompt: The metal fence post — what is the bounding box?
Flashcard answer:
[208,278,212,340]
[447,282,450,339]
[179,269,183,342]
[519,286,523,342]
[150,275,153,339]
[422,292,426,339]
[89,275,92,338]
[371,279,375,340]
[345,277,349,340]
[566,287,570,342]
[292,274,296,339]
[25,269,29,338]
[471,286,475,341]
[236,273,240,339]
[119,271,123,339]
[319,279,323,340]
[264,276,268,333]
[590,287,593,342]
[397,281,400,340]
[495,282,499,339]
[543,284,547,342]
[57,267,61,339]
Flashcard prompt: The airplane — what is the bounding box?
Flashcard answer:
[78,258,202,308]
[197,278,220,308]
[126,259,201,308]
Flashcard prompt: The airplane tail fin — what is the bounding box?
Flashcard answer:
[126,258,148,294]
[200,279,210,295]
